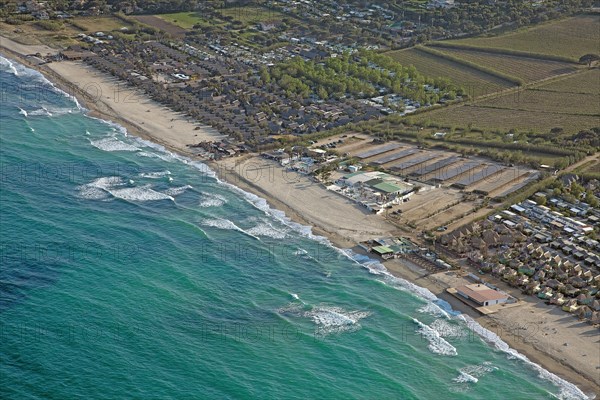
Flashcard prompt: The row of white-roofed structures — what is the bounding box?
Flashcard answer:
[438,194,600,326]
[331,171,417,214]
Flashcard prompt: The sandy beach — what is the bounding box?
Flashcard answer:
[2,35,598,397]
[0,36,224,156]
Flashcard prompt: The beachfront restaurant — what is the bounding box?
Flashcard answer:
[372,245,395,259]
[455,284,509,307]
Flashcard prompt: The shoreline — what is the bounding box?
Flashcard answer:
[1,38,598,397]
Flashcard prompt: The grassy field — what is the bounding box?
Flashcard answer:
[388,47,515,97]
[133,15,187,37]
[581,160,600,174]
[411,101,598,135]
[409,66,600,135]
[530,68,600,94]
[69,16,134,33]
[431,47,577,84]
[442,15,600,60]
[218,5,284,26]
[155,12,213,30]
[0,20,80,47]
[477,89,599,116]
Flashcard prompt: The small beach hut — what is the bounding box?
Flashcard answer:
[577,306,593,321]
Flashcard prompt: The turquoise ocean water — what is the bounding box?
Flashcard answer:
[0,55,593,399]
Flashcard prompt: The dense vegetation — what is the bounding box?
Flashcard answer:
[268,50,464,104]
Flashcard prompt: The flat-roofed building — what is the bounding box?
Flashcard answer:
[455,284,509,307]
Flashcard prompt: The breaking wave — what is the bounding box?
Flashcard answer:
[90,137,140,152]
[108,185,174,202]
[139,170,172,179]
[200,218,259,240]
[453,362,497,384]
[164,185,192,197]
[413,318,457,356]
[0,55,85,110]
[77,177,173,202]
[199,192,228,208]
[246,221,288,239]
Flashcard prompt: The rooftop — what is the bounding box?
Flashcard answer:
[456,284,509,304]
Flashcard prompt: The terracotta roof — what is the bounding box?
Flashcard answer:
[456,284,508,304]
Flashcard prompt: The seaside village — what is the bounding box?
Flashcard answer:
[5,1,599,329]
[7,0,477,160]
[261,138,600,326]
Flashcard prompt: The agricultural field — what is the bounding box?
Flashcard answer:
[580,160,600,174]
[388,48,515,97]
[531,68,600,95]
[218,6,285,26]
[155,12,213,30]
[133,15,187,37]
[411,103,598,136]
[431,47,578,84]
[0,20,80,47]
[69,16,134,33]
[477,89,599,116]
[442,14,600,60]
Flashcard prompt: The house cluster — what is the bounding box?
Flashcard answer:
[330,171,416,213]
[270,0,401,46]
[439,192,600,326]
[14,0,67,20]
[76,36,381,147]
[261,146,336,173]
[427,0,456,9]
[187,139,249,159]
[359,237,417,259]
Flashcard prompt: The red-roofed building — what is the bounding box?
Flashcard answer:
[456,284,509,307]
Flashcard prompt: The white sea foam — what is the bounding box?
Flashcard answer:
[413,318,457,356]
[139,170,172,179]
[108,185,174,202]
[246,221,287,239]
[454,371,479,384]
[164,185,192,197]
[0,55,19,75]
[1,55,86,111]
[199,192,228,208]
[306,306,371,336]
[200,218,259,239]
[418,303,451,319]
[76,176,123,200]
[90,137,140,152]
[342,249,439,302]
[18,107,28,117]
[293,248,317,262]
[430,319,467,340]
[452,362,497,388]
[137,151,170,160]
[77,177,174,202]
[218,181,327,242]
[27,106,74,117]
[458,314,591,400]
[29,107,53,117]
